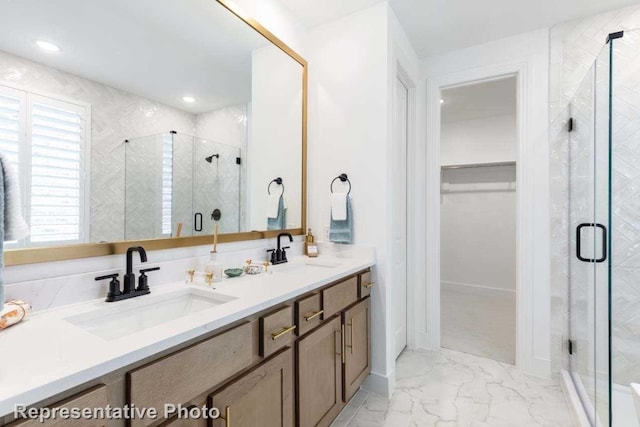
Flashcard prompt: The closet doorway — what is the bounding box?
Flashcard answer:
[439,76,517,364]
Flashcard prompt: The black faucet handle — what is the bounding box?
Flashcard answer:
[137,267,158,293]
[95,273,121,302]
[267,248,277,263]
[95,273,119,281]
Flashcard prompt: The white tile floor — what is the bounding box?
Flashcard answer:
[332,349,575,427]
[441,285,516,364]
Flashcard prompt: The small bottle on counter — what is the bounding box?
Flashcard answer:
[306,228,319,257]
[204,251,224,283]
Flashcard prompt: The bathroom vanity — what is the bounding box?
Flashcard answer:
[0,257,374,427]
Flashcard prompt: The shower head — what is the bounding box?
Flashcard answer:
[205,154,220,163]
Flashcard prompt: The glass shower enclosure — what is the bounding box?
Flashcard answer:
[568,29,640,427]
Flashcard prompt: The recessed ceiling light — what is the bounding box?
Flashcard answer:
[440,98,445,104]
[182,96,196,103]
[34,40,61,52]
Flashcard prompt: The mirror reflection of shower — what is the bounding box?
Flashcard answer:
[124,131,242,240]
[205,154,220,163]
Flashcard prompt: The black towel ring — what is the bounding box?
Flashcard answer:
[330,173,351,195]
[268,177,285,196]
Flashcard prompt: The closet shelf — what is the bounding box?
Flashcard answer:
[441,161,516,170]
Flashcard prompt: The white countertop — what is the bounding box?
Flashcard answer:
[0,254,374,417]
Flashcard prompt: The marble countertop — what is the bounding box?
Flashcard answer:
[0,254,374,417]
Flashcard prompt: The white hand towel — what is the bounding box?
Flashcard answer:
[0,153,29,241]
[266,194,281,219]
[331,192,348,221]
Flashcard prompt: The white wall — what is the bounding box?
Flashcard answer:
[441,114,517,165]
[440,112,517,292]
[307,2,393,396]
[249,44,303,230]
[421,28,551,377]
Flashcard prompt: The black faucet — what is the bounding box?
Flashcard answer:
[95,246,159,302]
[269,233,293,265]
[124,246,147,293]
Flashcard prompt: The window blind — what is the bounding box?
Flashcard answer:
[0,91,21,167]
[28,96,86,244]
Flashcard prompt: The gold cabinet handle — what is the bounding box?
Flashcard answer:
[219,406,230,427]
[304,310,324,321]
[271,325,296,340]
[340,324,346,363]
[363,282,374,289]
[346,318,354,354]
[335,329,342,360]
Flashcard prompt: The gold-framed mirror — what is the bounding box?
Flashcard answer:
[0,0,307,265]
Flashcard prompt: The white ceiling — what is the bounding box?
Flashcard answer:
[0,0,270,114]
[281,0,639,57]
[441,77,517,123]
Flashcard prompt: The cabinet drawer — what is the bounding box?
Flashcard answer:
[322,277,358,318]
[295,293,322,336]
[358,271,373,298]
[9,385,108,427]
[260,306,295,357]
[127,322,253,427]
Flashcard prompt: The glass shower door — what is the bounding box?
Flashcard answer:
[568,43,611,427]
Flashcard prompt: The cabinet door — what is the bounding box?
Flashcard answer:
[343,298,371,402]
[297,316,343,427]
[209,348,294,427]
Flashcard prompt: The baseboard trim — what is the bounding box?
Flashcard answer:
[362,370,395,398]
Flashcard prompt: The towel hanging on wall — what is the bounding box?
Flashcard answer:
[0,153,29,242]
[267,178,287,230]
[329,174,353,244]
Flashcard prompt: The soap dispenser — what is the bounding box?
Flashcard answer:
[306,228,318,257]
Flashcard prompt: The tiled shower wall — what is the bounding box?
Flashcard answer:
[0,50,248,242]
[549,5,640,377]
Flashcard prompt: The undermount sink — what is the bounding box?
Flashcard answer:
[274,261,342,273]
[64,288,236,341]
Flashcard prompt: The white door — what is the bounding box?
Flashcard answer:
[393,77,408,358]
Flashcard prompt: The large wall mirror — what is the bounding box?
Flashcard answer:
[0,0,307,265]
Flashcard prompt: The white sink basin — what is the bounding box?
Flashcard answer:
[64,288,236,341]
[274,261,342,273]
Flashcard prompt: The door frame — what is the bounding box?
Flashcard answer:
[422,58,551,377]
[393,69,412,358]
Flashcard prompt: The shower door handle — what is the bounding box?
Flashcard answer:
[194,213,203,232]
[576,223,607,263]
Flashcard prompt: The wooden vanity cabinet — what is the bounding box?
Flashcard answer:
[296,316,344,427]
[342,298,371,402]
[209,348,294,427]
[3,269,372,427]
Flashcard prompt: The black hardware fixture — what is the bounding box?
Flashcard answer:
[138,267,160,293]
[576,223,607,263]
[205,154,220,163]
[268,177,285,196]
[94,246,159,302]
[606,31,624,43]
[568,339,574,355]
[268,232,293,265]
[211,208,222,221]
[236,157,242,165]
[194,212,203,232]
[568,117,575,132]
[330,173,351,195]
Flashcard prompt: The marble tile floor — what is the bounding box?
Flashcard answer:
[332,349,575,427]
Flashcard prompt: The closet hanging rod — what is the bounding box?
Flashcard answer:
[441,161,516,170]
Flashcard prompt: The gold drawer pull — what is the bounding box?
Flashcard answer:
[271,325,296,340]
[304,310,324,321]
[220,406,230,427]
[346,318,354,354]
[363,282,374,289]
